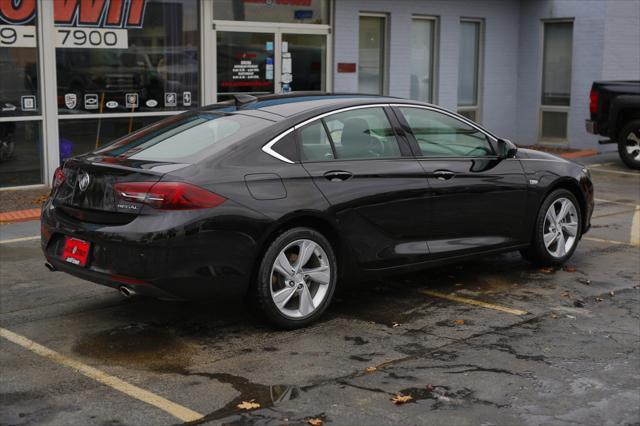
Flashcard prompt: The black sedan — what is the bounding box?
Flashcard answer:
[41,94,594,328]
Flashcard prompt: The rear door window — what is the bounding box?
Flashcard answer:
[298,121,335,161]
[297,107,402,162]
[324,108,401,159]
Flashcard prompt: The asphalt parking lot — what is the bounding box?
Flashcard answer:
[1,152,639,426]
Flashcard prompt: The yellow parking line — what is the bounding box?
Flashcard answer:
[0,235,40,244]
[420,290,529,316]
[588,167,640,177]
[0,327,203,423]
[584,236,639,247]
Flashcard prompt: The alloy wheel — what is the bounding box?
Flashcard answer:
[543,197,579,258]
[270,239,331,319]
[625,131,640,161]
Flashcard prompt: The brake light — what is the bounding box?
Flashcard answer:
[589,89,599,114]
[52,167,65,189]
[113,182,225,210]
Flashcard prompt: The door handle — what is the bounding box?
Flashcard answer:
[324,170,353,181]
[432,170,456,181]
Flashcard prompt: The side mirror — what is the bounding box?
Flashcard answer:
[497,138,518,159]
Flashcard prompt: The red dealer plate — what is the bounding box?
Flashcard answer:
[62,237,90,267]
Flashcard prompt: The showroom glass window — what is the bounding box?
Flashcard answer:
[410,17,436,103]
[54,0,200,159]
[458,20,482,122]
[0,1,43,187]
[540,21,573,141]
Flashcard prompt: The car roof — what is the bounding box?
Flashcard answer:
[200,93,429,121]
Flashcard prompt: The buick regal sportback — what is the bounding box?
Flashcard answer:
[42,94,594,328]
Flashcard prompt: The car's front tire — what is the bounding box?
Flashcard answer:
[520,189,582,266]
[252,227,337,329]
[617,119,640,170]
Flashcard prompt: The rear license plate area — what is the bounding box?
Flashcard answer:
[61,237,90,267]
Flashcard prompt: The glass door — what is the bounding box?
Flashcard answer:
[281,33,326,93]
[216,31,275,100]
[213,24,330,101]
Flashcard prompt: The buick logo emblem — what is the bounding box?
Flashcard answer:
[78,172,91,192]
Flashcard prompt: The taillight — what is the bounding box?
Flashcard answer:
[589,89,599,114]
[113,182,225,210]
[52,167,65,189]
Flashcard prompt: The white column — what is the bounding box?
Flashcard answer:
[38,0,60,185]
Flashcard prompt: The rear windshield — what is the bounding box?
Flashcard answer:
[94,112,270,163]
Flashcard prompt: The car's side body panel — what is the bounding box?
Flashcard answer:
[40,95,594,302]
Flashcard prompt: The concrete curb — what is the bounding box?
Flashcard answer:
[559,149,598,159]
[0,208,41,224]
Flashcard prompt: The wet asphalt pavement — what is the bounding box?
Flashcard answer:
[1,152,639,425]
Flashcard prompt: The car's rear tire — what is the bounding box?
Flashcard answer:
[251,227,337,329]
[520,189,582,266]
[617,119,640,170]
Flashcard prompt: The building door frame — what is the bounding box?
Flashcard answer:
[204,18,332,103]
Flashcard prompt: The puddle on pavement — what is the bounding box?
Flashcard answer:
[74,324,301,423]
[175,371,300,423]
[399,385,505,410]
[73,323,194,372]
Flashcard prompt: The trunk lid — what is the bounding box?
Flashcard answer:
[53,155,188,223]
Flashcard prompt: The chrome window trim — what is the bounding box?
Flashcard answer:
[261,102,499,164]
[261,127,296,164]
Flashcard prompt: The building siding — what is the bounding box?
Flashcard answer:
[334,0,640,150]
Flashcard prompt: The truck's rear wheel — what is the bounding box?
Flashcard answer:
[617,119,640,170]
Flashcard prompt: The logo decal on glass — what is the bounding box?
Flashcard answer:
[84,94,98,110]
[78,172,91,192]
[106,101,118,109]
[125,93,139,109]
[65,94,77,109]
[21,96,36,111]
[145,99,158,108]
[182,92,191,107]
[164,92,177,107]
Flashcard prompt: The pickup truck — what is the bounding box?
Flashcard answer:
[586,81,640,169]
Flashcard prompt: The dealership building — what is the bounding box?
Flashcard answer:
[0,0,638,189]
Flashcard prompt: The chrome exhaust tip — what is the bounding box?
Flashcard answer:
[44,262,56,272]
[119,286,135,298]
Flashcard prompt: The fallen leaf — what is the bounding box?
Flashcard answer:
[577,278,591,286]
[539,267,554,273]
[453,319,465,325]
[237,400,261,410]
[595,297,604,302]
[550,313,558,319]
[573,299,585,308]
[365,366,377,373]
[560,291,571,298]
[426,384,434,391]
[391,394,413,405]
[307,419,323,426]
[33,195,48,205]
[566,314,576,319]
[392,322,401,328]
[563,265,577,272]
[609,290,615,297]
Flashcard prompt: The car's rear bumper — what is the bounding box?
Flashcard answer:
[40,201,264,300]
